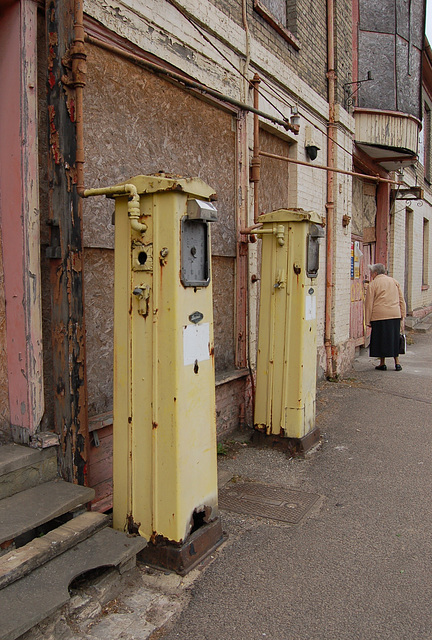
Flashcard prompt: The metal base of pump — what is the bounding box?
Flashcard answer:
[252,426,321,456]
[138,518,225,576]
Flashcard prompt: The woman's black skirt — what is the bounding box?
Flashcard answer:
[369,318,401,358]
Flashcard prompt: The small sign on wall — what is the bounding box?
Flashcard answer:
[305,294,316,321]
[183,323,210,366]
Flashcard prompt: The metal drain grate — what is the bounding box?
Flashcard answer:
[219,482,320,524]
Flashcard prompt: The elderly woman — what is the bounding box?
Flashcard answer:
[364,263,406,371]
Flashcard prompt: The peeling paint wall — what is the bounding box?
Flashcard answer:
[0,227,10,441]
[37,10,55,431]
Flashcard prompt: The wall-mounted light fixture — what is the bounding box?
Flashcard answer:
[305,144,319,161]
[304,125,320,161]
[290,106,300,132]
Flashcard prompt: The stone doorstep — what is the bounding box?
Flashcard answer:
[0,511,109,590]
[0,527,147,640]
[415,322,432,332]
[405,313,432,331]
[0,480,95,545]
[0,445,56,477]
[0,445,58,501]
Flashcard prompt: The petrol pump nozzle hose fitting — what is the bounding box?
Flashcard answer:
[82,183,147,234]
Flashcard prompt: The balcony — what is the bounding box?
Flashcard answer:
[354,108,421,172]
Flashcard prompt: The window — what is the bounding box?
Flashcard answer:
[423,218,429,288]
[254,0,300,50]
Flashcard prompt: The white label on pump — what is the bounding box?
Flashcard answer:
[305,294,316,321]
[183,323,211,366]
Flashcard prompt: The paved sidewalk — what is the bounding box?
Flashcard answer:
[23,330,432,640]
[159,330,432,640]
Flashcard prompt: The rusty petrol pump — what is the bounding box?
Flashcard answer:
[84,174,222,574]
[251,210,325,453]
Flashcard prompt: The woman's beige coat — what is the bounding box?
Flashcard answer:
[364,274,406,325]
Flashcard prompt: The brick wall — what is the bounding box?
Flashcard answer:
[334,0,354,104]
[215,375,253,438]
[207,0,352,106]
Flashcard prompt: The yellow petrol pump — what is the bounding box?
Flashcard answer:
[253,209,325,452]
[101,174,222,574]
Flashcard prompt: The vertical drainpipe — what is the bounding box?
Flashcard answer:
[325,0,336,378]
[233,0,251,372]
[73,0,86,197]
[251,74,261,223]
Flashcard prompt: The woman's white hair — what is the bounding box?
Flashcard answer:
[369,263,386,275]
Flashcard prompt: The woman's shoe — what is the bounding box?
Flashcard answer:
[375,364,387,370]
[395,364,402,371]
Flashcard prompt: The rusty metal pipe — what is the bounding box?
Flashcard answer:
[240,223,263,235]
[251,74,261,224]
[72,0,86,197]
[258,151,398,184]
[325,0,336,379]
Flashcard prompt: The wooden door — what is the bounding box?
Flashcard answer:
[350,238,375,346]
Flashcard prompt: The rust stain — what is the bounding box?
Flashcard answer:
[60,50,79,123]
[150,531,183,547]
[0,539,13,551]
[48,32,58,90]
[152,421,158,429]
[65,164,77,192]
[48,32,58,63]
[71,250,83,272]
[48,105,63,165]
[127,514,141,535]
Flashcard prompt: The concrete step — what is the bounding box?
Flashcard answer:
[413,314,432,332]
[0,444,57,500]
[0,527,147,640]
[0,480,95,546]
[406,312,432,332]
[0,511,109,590]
